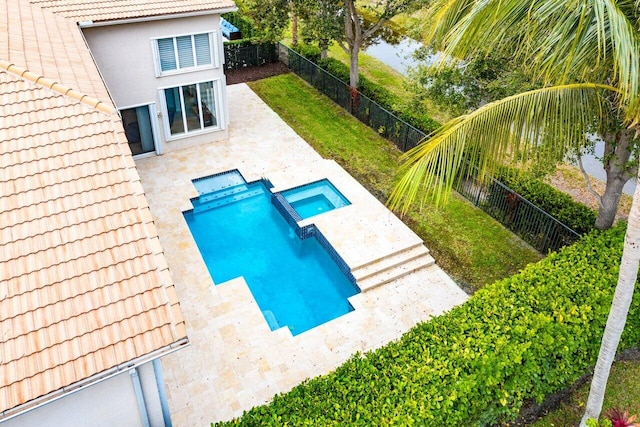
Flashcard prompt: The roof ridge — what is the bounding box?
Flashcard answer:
[0,59,115,115]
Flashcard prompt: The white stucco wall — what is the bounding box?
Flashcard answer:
[83,14,230,154]
[1,362,167,427]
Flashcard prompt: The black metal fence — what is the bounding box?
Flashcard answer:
[223,42,279,71]
[284,45,426,152]
[280,43,583,253]
[457,177,581,252]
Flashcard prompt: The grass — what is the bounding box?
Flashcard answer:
[248,74,540,291]
[531,358,640,426]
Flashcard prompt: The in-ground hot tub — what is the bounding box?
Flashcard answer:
[281,179,351,220]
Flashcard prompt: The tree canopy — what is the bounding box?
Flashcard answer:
[390,0,640,230]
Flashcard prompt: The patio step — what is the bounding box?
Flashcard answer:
[353,245,435,292]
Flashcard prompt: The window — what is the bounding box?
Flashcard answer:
[156,33,215,74]
[163,81,218,137]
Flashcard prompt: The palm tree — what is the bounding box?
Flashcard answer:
[581,187,640,423]
[388,1,640,424]
[389,0,639,230]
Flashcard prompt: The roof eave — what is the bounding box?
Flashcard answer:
[78,6,238,28]
[0,338,190,423]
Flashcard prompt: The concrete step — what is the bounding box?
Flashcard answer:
[356,253,435,292]
[352,244,430,282]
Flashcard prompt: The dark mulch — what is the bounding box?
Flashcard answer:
[225,62,290,85]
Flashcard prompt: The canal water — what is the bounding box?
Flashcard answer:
[364,37,422,75]
[572,142,636,195]
[364,32,636,194]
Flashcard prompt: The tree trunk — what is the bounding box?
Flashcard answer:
[595,175,626,230]
[343,0,361,89]
[291,12,298,46]
[349,44,360,89]
[580,172,640,425]
[594,129,636,230]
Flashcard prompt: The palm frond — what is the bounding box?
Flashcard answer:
[421,0,477,46]
[421,0,640,119]
[388,83,618,213]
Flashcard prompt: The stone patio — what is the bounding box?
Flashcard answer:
[135,84,468,426]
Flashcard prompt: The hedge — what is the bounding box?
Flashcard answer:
[497,168,597,235]
[216,224,640,426]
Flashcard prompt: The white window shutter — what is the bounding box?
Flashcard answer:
[176,36,195,68]
[157,38,177,72]
[194,33,212,67]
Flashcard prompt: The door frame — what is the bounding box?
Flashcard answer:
[118,102,163,158]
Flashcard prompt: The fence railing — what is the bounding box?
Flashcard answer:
[457,177,581,252]
[280,43,583,253]
[284,44,426,152]
[223,42,279,71]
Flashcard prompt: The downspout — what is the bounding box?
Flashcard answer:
[130,368,151,427]
[153,359,173,427]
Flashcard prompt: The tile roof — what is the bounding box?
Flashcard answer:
[29,0,236,23]
[1,0,113,102]
[0,0,189,418]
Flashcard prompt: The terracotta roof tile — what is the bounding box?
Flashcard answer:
[29,0,235,22]
[1,0,189,417]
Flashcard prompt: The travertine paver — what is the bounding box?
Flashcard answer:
[135,84,468,426]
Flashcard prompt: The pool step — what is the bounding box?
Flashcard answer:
[353,245,435,292]
[193,170,245,194]
[193,186,264,212]
[198,183,250,203]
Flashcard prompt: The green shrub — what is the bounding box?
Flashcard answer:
[216,224,640,426]
[292,44,322,63]
[498,169,597,234]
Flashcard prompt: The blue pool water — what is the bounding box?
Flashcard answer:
[184,179,358,335]
[290,194,335,218]
[282,179,351,220]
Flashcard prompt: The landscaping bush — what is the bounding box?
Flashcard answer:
[291,44,322,63]
[216,224,640,426]
[497,168,597,234]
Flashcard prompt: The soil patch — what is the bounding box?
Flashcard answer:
[545,164,632,222]
[225,62,290,85]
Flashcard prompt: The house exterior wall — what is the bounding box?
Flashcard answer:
[82,14,229,154]
[1,361,167,427]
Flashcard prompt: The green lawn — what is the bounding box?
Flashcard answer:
[249,74,540,291]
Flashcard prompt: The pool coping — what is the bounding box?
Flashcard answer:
[134,83,469,426]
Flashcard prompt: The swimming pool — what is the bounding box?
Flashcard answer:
[281,179,351,220]
[184,173,359,335]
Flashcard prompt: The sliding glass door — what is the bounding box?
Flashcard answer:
[120,105,157,156]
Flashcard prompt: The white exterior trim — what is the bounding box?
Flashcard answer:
[0,340,189,423]
[152,32,219,77]
[78,7,238,28]
[158,78,224,141]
